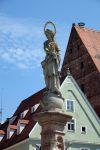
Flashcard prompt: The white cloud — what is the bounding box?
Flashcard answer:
[0,15,44,70]
[0,14,70,70]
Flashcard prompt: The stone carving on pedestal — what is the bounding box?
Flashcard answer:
[41,21,64,111]
[57,136,64,150]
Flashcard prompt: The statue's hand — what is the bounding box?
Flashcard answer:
[49,42,56,50]
[45,48,49,52]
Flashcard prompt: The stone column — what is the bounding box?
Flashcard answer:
[33,21,72,150]
[34,111,71,150]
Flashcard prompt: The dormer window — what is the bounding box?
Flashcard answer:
[7,125,17,139]
[20,109,29,119]
[18,124,25,134]
[17,119,29,135]
[0,130,5,141]
[81,126,87,134]
[31,104,39,113]
[9,116,17,125]
[36,144,41,150]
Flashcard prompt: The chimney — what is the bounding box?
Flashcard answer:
[78,22,85,27]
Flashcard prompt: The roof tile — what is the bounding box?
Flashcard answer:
[75,25,100,72]
[0,130,5,135]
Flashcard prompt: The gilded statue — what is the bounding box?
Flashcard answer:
[41,22,61,96]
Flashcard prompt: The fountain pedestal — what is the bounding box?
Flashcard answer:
[34,111,71,150]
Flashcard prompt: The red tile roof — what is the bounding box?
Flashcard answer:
[0,89,44,150]
[18,119,29,125]
[13,88,45,116]
[75,25,100,72]
[0,130,5,135]
[8,125,17,130]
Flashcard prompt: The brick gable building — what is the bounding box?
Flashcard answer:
[61,24,100,117]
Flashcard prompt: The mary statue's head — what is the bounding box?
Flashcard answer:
[45,29,55,41]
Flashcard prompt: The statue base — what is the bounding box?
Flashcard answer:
[34,111,71,150]
[40,92,64,111]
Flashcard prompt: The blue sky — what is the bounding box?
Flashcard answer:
[0,0,100,121]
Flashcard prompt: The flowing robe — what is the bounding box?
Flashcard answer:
[41,40,61,93]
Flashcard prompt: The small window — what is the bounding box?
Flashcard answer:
[7,129,15,139]
[9,116,17,125]
[31,104,39,113]
[0,130,5,141]
[66,100,74,112]
[67,119,75,131]
[17,124,25,134]
[69,48,72,54]
[0,135,4,141]
[20,109,29,119]
[19,124,25,133]
[69,67,71,73]
[17,120,29,135]
[36,144,41,150]
[80,61,84,69]
[77,44,80,50]
[80,148,90,150]
[80,84,85,92]
[81,126,87,134]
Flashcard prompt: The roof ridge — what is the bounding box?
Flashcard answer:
[75,25,100,33]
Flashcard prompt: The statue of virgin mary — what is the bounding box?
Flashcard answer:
[41,22,61,96]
